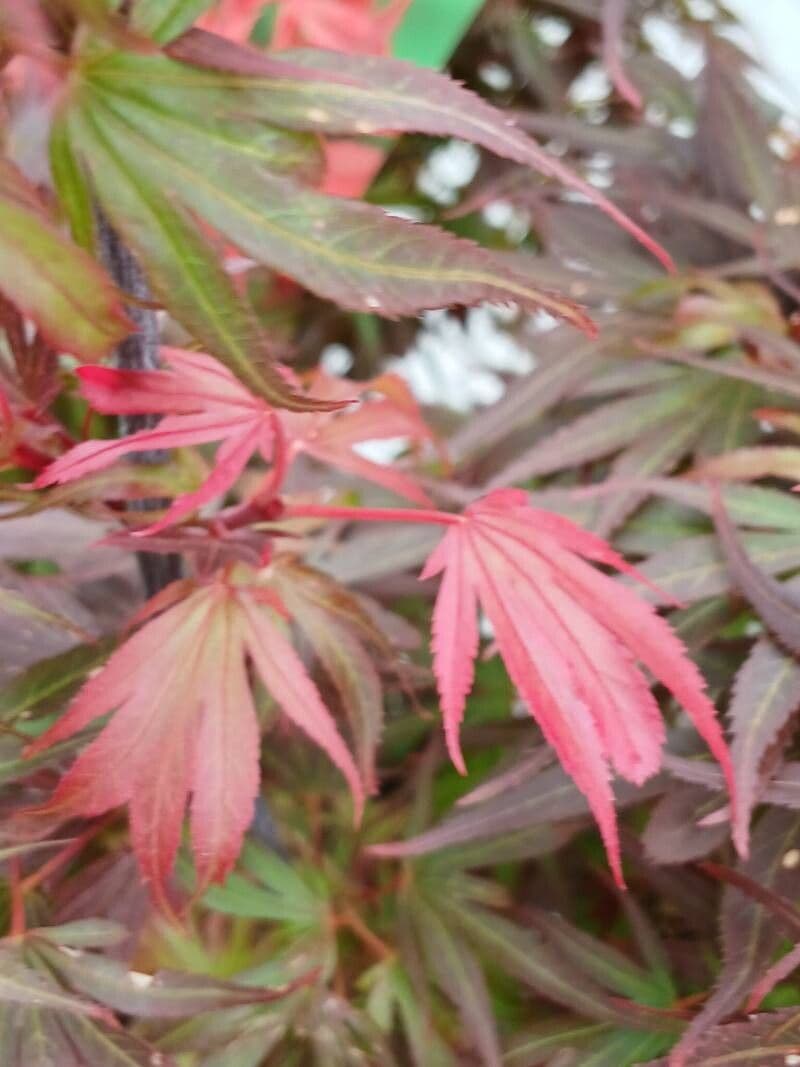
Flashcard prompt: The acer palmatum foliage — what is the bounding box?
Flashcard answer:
[26,566,364,911]
[4,2,794,1062]
[32,351,741,894]
[417,490,741,886]
[35,348,435,527]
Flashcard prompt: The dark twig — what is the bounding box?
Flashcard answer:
[95,210,182,596]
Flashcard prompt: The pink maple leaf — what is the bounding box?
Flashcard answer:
[281,368,436,506]
[25,567,364,911]
[199,1,411,197]
[319,140,387,198]
[34,348,281,534]
[269,0,410,54]
[271,0,412,198]
[420,488,741,885]
[197,0,268,42]
[33,350,434,529]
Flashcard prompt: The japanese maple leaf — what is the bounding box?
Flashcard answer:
[421,489,741,885]
[34,350,434,528]
[25,567,364,910]
[281,368,436,506]
[34,348,283,533]
[197,0,267,41]
[269,0,410,53]
[269,0,411,197]
[319,140,387,198]
[0,387,61,472]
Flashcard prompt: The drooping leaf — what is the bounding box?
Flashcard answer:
[0,160,130,360]
[403,489,738,882]
[271,559,392,793]
[63,106,319,411]
[165,31,674,270]
[25,567,363,909]
[77,82,594,330]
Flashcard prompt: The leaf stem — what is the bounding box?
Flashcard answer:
[335,908,393,961]
[9,857,26,937]
[20,816,113,895]
[281,502,461,526]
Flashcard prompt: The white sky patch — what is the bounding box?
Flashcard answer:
[724,0,800,117]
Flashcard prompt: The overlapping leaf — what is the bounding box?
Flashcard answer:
[166,30,674,269]
[667,809,800,1067]
[0,160,130,361]
[399,489,739,883]
[25,566,364,909]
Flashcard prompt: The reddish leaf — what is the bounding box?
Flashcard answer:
[25,568,363,909]
[643,785,730,866]
[601,0,642,109]
[34,351,437,528]
[35,348,281,533]
[167,32,673,272]
[272,558,392,793]
[747,942,800,1012]
[281,369,436,506]
[417,490,739,884]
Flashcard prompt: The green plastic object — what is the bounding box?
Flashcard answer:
[392,0,486,68]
